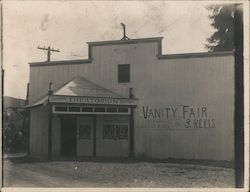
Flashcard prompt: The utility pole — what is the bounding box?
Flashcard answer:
[234,3,244,188]
[37,46,60,62]
[120,23,130,40]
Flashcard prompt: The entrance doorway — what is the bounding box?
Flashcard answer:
[57,111,132,158]
[61,115,77,156]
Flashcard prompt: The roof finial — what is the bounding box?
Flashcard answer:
[120,23,130,40]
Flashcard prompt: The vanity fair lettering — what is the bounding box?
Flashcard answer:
[142,106,207,119]
[183,106,215,128]
[142,106,178,119]
[142,106,216,129]
[182,106,207,119]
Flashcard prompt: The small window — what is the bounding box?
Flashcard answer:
[117,125,128,139]
[94,107,105,112]
[118,107,129,113]
[118,64,130,83]
[55,106,67,112]
[103,124,128,140]
[82,107,93,112]
[69,106,80,112]
[103,124,115,139]
[107,107,117,113]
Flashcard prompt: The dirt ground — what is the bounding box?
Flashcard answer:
[3,158,235,188]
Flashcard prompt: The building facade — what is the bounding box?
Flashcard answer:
[26,37,235,161]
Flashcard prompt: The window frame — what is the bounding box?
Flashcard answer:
[103,123,129,140]
[52,105,131,115]
[118,64,130,83]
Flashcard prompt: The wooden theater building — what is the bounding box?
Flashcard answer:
[26,36,235,161]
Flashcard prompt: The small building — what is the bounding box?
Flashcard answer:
[26,37,235,161]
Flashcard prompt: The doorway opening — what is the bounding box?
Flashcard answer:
[61,115,77,156]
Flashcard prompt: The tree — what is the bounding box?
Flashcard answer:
[206,4,235,52]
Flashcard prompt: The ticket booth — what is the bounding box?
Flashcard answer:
[52,105,133,158]
[49,76,137,158]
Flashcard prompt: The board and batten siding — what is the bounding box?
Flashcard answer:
[29,42,159,103]
[29,40,234,160]
[134,55,234,161]
[52,116,61,157]
[29,106,49,158]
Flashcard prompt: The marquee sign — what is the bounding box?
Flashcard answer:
[49,95,137,106]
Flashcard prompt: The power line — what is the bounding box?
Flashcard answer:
[153,14,187,36]
[130,18,152,37]
[130,13,187,38]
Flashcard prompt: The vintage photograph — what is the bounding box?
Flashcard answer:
[1,0,247,189]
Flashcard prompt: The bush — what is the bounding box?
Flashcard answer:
[3,108,28,153]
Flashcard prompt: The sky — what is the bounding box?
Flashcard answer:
[3,1,218,99]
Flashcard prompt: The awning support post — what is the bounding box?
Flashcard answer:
[129,88,134,158]
[48,82,53,160]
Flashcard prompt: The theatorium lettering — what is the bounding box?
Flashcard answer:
[50,95,135,105]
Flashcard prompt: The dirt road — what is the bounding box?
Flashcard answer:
[3,159,234,187]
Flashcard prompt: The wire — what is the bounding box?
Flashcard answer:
[153,13,187,36]
[130,18,152,37]
[130,12,187,38]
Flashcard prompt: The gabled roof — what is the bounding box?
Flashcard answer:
[25,76,127,108]
[53,76,125,98]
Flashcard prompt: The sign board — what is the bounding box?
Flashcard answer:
[49,95,137,106]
